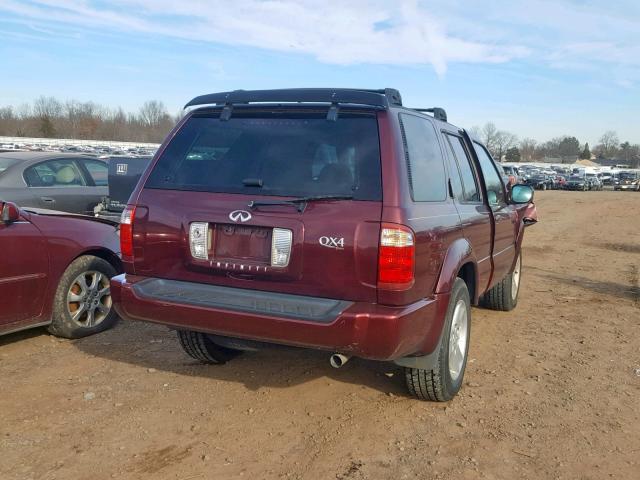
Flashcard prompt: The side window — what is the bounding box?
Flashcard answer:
[24,159,87,187]
[399,113,447,201]
[445,134,481,203]
[473,143,505,207]
[82,160,108,186]
[442,137,463,200]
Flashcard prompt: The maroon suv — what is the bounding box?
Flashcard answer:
[111,88,536,401]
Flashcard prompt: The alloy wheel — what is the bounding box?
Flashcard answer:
[448,300,469,382]
[511,255,522,301]
[66,270,112,327]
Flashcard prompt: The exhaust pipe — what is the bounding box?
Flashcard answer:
[329,353,351,369]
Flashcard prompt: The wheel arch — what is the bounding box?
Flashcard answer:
[74,248,123,275]
[457,261,477,306]
[435,238,480,304]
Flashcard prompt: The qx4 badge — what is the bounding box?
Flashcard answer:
[319,236,345,249]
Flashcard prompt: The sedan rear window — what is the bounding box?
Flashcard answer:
[146,111,382,200]
[0,158,18,174]
[24,159,87,187]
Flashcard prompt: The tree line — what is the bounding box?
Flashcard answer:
[0,96,178,143]
[471,123,640,168]
[1,97,639,167]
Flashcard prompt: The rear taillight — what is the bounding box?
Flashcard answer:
[120,205,136,258]
[271,228,293,267]
[378,224,415,289]
[189,222,210,260]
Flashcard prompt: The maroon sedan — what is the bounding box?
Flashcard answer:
[0,200,121,338]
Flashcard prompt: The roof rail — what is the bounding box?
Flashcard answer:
[412,107,448,123]
[184,88,403,110]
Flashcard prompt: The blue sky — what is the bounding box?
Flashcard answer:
[1,0,639,145]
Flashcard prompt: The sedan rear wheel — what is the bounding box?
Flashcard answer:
[49,255,119,339]
[66,270,112,328]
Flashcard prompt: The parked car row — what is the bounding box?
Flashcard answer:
[1,140,157,158]
[1,88,538,403]
[502,163,638,192]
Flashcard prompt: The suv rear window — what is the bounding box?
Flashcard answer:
[146,111,382,200]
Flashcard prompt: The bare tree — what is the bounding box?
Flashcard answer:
[0,96,178,142]
[139,100,169,127]
[494,131,518,161]
[472,122,518,160]
[596,130,619,158]
[618,142,640,167]
[519,138,537,162]
[33,96,62,137]
[480,122,499,155]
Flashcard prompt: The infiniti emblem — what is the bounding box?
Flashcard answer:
[229,210,252,223]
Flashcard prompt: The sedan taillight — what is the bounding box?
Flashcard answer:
[120,205,136,259]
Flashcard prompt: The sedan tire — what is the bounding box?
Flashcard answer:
[48,255,118,339]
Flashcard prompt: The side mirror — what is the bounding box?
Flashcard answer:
[1,201,20,224]
[510,184,534,204]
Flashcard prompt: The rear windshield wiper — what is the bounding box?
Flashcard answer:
[242,178,264,187]
[248,195,353,212]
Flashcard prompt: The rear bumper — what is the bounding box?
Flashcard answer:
[111,274,449,361]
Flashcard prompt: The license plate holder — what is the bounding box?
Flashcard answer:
[212,223,272,264]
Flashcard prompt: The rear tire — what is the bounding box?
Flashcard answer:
[177,330,240,364]
[48,255,118,339]
[482,252,522,311]
[404,278,471,402]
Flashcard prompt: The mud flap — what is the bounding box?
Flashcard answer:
[392,349,439,371]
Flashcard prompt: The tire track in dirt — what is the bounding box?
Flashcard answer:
[1,191,639,480]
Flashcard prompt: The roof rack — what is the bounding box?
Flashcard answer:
[412,108,448,123]
[184,88,403,110]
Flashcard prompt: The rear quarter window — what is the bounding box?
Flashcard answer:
[399,113,447,202]
[23,159,87,187]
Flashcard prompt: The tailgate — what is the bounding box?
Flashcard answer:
[133,190,381,302]
[130,108,384,303]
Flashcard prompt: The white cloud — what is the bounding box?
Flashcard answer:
[1,0,638,83]
[0,0,530,75]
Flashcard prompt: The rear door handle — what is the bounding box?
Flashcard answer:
[41,197,55,204]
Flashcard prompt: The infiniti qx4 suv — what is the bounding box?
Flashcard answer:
[111,88,537,401]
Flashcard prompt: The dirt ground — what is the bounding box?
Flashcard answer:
[1,191,638,480]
